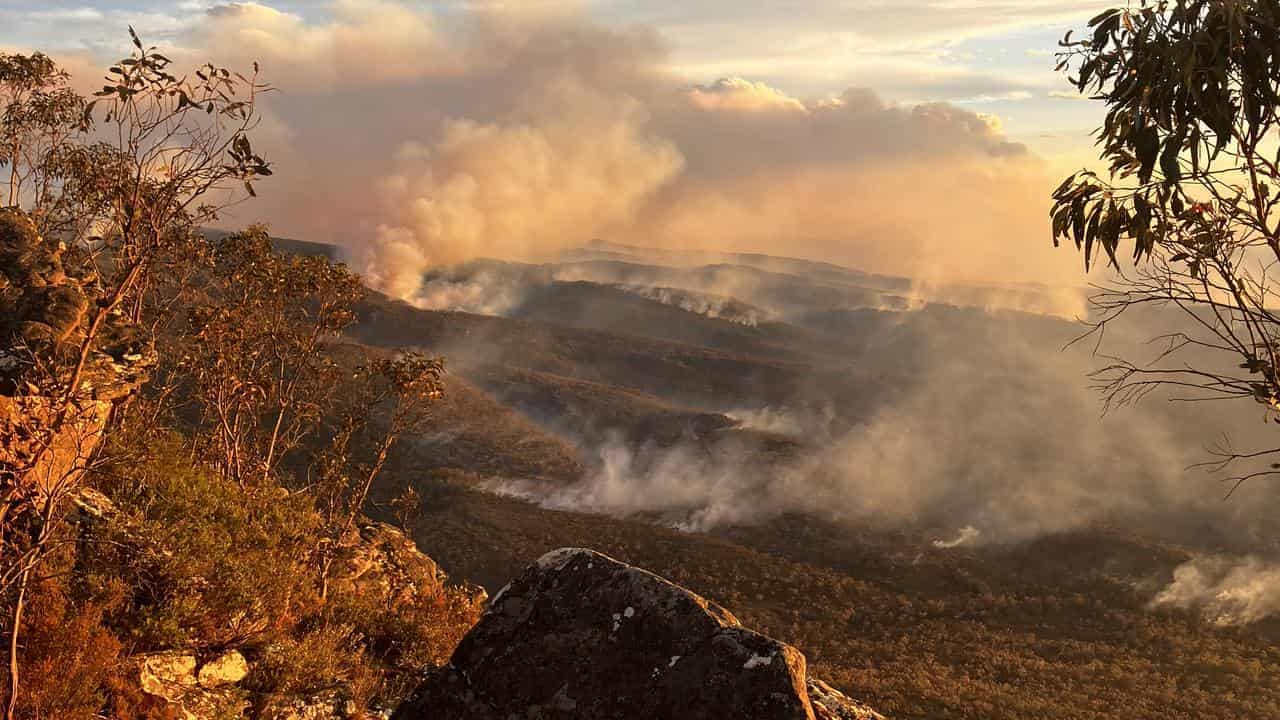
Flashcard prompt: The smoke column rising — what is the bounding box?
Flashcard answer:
[136,1,1083,304]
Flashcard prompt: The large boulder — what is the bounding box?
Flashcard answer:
[394,548,884,720]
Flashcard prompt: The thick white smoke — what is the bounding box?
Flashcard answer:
[933,526,981,549]
[360,98,684,302]
[118,1,1082,306]
[1152,556,1280,626]
[481,435,781,533]
[474,305,1280,555]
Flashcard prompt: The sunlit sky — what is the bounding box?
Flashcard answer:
[1,1,1108,165]
[0,1,1124,288]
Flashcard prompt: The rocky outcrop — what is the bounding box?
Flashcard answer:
[807,678,885,720]
[329,521,452,603]
[123,520,477,720]
[137,651,250,720]
[0,207,155,490]
[197,650,250,688]
[0,394,111,493]
[0,207,155,400]
[394,548,884,720]
[258,689,360,720]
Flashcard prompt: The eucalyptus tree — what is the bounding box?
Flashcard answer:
[1052,0,1280,486]
[0,52,87,214]
[0,32,271,719]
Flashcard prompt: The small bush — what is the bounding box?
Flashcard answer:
[244,622,375,699]
[62,431,480,714]
[325,582,482,702]
[87,433,322,651]
[2,560,124,719]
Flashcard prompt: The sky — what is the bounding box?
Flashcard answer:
[0,0,1107,162]
[0,1,1118,297]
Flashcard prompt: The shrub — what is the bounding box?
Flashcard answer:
[325,582,483,702]
[86,433,321,651]
[244,622,375,700]
[0,554,124,719]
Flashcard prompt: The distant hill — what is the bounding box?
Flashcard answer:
[202,227,342,260]
[318,235,1280,719]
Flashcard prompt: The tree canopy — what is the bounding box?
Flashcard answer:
[1052,1,1280,485]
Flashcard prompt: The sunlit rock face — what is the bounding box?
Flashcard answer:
[395,547,884,720]
[0,207,155,491]
[0,206,155,401]
[0,394,111,494]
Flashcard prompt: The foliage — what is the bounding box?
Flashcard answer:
[1,424,476,718]
[0,561,125,720]
[0,51,88,218]
[87,432,320,651]
[322,579,481,701]
[174,225,363,486]
[243,622,375,700]
[1052,1,1280,266]
[1050,1,1280,483]
[2,34,463,718]
[81,28,271,287]
[313,352,444,595]
[1,35,275,719]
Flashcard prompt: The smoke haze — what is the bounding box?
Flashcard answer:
[39,2,1280,623]
[476,301,1280,553]
[88,0,1083,304]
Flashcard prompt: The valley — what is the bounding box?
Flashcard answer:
[302,239,1280,719]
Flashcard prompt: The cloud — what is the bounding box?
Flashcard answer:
[611,0,1114,99]
[6,2,1085,299]
[634,85,1070,288]
[81,0,1072,304]
[0,4,196,56]
[685,77,807,112]
[951,90,1034,103]
[195,0,462,88]
[601,1,1115,44]
[1048,90,1089,101]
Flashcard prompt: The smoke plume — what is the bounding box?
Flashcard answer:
[89,0,1083,305]
[933,526,981,549]
[480,304,1280,552]
[1152,556,1280,626]
[53,2,1280,595]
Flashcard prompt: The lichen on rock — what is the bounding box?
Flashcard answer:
[394,547,885,720]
